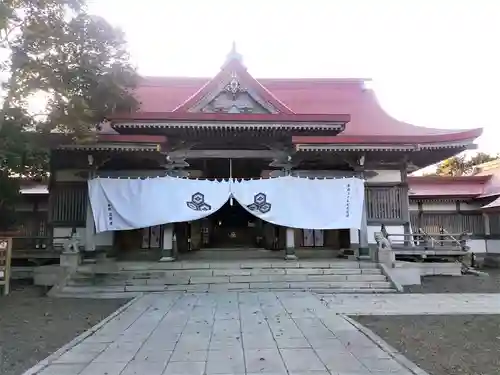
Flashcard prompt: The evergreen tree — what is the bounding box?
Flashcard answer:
[0,0,138,230]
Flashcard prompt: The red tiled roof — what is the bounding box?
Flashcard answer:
[482,196,500,211]
[129,74,481,144]
[408,176,491,198]
[473,160,500,198]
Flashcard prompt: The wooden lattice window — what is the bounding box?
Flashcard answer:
[366,186,406,221]
[50,183,87,226]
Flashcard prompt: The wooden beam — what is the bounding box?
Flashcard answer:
[167,149,286,159]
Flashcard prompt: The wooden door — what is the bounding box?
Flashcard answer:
[175,223,190,253]
[190,221,202,251]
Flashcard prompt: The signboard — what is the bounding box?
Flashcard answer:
[0,237,12,296]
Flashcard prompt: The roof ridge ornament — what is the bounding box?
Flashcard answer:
[224,41,245,67]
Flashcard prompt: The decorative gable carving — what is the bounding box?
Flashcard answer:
[202,91,269,114]
[174,44,294,114]
[188,73,278,114]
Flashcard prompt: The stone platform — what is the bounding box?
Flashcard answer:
[47,260,397,297]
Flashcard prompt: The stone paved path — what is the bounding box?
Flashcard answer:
[319,293,500,315]
[32,292,419,375]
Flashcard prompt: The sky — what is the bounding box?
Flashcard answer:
[88,0,500,152]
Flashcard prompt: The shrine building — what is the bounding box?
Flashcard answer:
[47,46,482,261]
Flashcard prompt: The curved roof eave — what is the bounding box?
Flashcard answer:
[292,130,482,146]
[344,88,483,143]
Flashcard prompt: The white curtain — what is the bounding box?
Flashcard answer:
[89,176,230,233]
[231,176,364,230]
[88,176,365,233]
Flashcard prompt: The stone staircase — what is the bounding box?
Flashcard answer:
[50,260,397,297]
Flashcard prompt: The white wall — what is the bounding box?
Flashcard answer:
[460,202,483,211]
[416,201,482,212]
[265,169,401,182]
[366,170,401,183]
[368,225,405,244]
[486,239,500,254]
[469,239,487,253]
[421,202,456,211]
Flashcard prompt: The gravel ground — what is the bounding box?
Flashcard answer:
[406,269,500,293]
[0,282,128,375]
[356,315,500,375]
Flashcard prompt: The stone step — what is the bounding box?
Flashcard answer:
[110,261,378,272]
[62,280,393,293]
[51,291,143,299]
[53,287,396,298]
[61,261,396,295]
[68,273,387,286]
[74,267,381,280]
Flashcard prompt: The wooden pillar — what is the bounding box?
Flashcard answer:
[417,201,423,230]
[84,168,96,253]
[160,224,175,262]
[483,213,491,236]
[84,196,96,252]
[358,195,369,258]
[282,165,298,260]
[401,163,411,246]
[158,167,188,262]
[285,227,298,260]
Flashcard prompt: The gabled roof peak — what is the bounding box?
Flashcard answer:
[173,43,294,114]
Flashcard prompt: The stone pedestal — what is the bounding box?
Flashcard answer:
[60,252,82,272]
[378,248,395,267]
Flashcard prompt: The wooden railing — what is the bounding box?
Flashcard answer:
[377,225,473,272]
[379,225,469,254]
[11,236,72,259]
[412,228,469,251]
